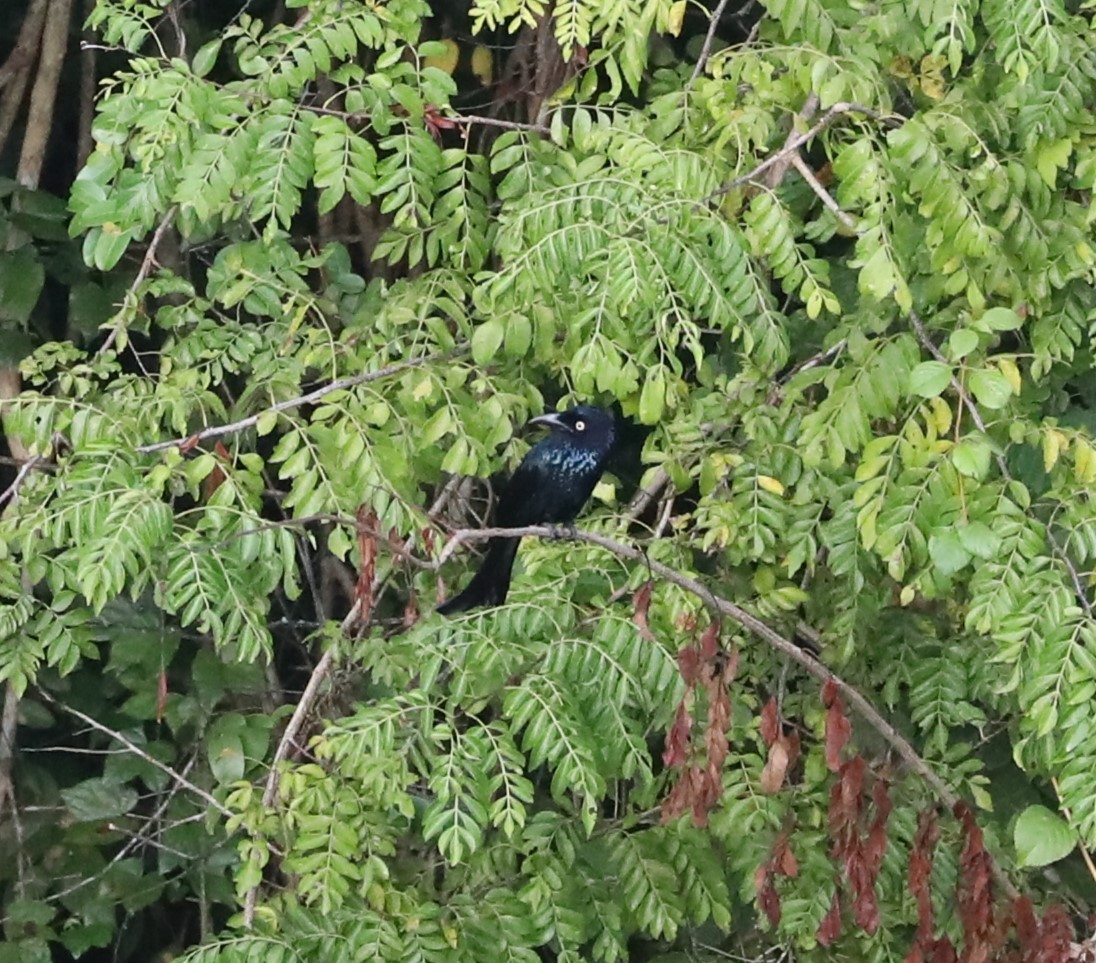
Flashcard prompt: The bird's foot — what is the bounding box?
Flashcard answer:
[547,523,579,541]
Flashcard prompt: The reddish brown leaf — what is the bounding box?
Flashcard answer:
[760,738,790,794]
[663,699,692,767]
[910,808,941,941]
[865,778,892,874]
[354,507,379,623]
[178,433,202,454]
[632,580,656,642]
[756,861,782,928]
[677,644,701,685]
[698,621,720,660]
[201,441,230,499]
[821,677,839,706]
[760,697,780,746]
[928,938,958,963]
[402,591,419,629]
[817,885,843,946]
[824,689,852,772]
[954,802,996,962]
[156,670,169,723]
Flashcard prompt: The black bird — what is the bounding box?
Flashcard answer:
[437,404,616,614]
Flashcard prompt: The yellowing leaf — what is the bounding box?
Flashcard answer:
[757,475,785,496]
[423,38,459,75]
[470,45,493,85]
[667,0,686,36]
[1043,428,1065,471]
[995,357,1022,395]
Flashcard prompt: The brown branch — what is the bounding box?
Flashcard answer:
[97,205,178,357]
[0,455,46,510]
[0,0,49,155]
[790,152,858,231]
[689,0,734,86]
[17,0,76,189]
[137,347,466,454]
[438,523,1021,900]
[762,92,820,190]
[708,101,892,202]
[909,311,1093,617]
[454,112,550,135]
[0,683,19,823]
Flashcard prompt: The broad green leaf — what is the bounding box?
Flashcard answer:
[1014,805,1075,867]
[61,777,139,822]
[968,368,1013,409]
[909,361,952,398]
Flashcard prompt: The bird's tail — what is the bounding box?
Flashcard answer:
[436,536,520,615]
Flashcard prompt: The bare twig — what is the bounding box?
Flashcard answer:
[38,690,237,822]
[97,205,178,357]
[762,92,820,190]
[689,0,733,86]
[0,0,49,156]
[790,152,858,231]
[909,311,1093,617]
[625,466,671,522]
[454,113,550,135]
[0,455,45,509]
[137,347,465,454]
[438,522,1020,900]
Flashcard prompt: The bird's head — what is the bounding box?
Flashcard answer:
[528,404,616,451]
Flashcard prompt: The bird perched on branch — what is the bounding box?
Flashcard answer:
[437,404,616,614]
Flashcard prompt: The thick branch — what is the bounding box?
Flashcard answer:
[137,347,466,454]
[438,523,1020,900]
[909,311,1093,617]
[17,0,75,190]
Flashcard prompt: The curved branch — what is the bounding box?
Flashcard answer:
[438,522,1021,900]
[137,346,467,454]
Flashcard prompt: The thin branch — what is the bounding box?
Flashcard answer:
[689,0,733,86]
[0,454,45,509]
[625,466,670,522]
[707,101,891,202]
[790,152,858,231]
[438,522,1020,900]
[38,690,238,822]
[909,311,1093,617]
[454,112,550,135]
[137,347,465,453]
[97,205,178,357]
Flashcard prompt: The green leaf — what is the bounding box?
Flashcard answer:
[61,777,139,822]
[1014,805,1075,867]
[909,361,952,398]
[471,318,504,366]
[639,367,666,424]
[968,368,1013,409]
[948,329,979,360]
[928,530,971,575]
[977,307,1024,331]
[951,437,992,479]
[191,39,222,77]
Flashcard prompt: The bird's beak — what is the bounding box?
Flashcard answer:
[528,412,567,431]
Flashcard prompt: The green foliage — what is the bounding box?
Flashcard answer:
[3,0,1096,960]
